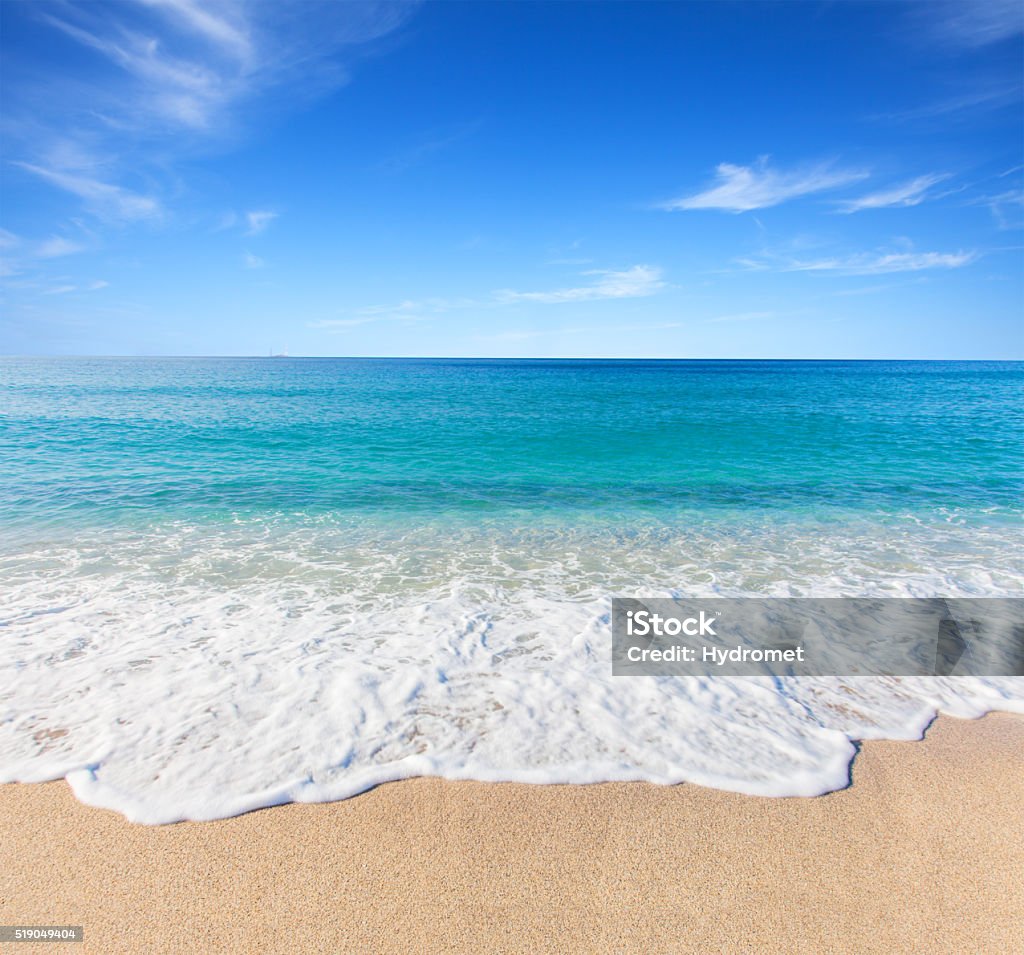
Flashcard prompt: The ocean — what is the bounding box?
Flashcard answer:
[1,357,1022,822]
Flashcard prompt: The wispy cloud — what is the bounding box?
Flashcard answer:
[836,173,953,213]
[377,120,482,173]
[35,236,88,258]
[970,188,1024,230]
[245,210,277,235]
[12,162,162,223]
[736,234,980,276]
[495,265,665,304]
[926,0,1023,49]
[309,300,431,329]
[6,2,418,231]
[243,251,265,270]
[31,2,417,136]
[662,158,868,213]
[308,265,667,331]
[143,0,254,61]
[42,280,109,295]
[39,9,241,132]
[782,250,977,275]
[874,86,1021,123]
[1,231,95,284]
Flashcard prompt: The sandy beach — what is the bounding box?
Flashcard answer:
[0,712,1021,954]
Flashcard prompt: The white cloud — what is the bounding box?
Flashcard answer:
[971,188,1024,230]
[214,208,278,236]
[874,86,1021,123]
[31,2,419,136]
[243,251,265,269]
[783,250,977,275]
[36,236,88,258]
[0,231,98,287]
[140,0,253,60]
[245,210,278,235]
[308,265,668,332]
[836,174,952,213]
[7,2,418,231]
[40,279,109,295]
[927,0,1023,48]
[495,265,665,304]
[13,162,161,223]
[663,158,868,213]
[39,12,232,131]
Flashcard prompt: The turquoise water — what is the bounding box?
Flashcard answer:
[3,357,1022,526]
[1,358,1022,822]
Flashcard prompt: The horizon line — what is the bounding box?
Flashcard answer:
[1,355,1023,363]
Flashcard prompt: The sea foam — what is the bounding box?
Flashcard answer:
[3,358,1021,822]
[2,516,1022,824]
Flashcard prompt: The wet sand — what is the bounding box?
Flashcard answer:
[1,712,1022,954]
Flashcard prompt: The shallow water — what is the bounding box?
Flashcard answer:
[2,358,1022,822]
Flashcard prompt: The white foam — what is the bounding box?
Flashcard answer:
[2,515,1022,823]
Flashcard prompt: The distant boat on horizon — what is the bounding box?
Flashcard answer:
[269,348,289,358]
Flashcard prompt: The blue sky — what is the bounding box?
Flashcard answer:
[1,0,1021,358]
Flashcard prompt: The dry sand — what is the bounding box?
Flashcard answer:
[1,712,1022,954]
